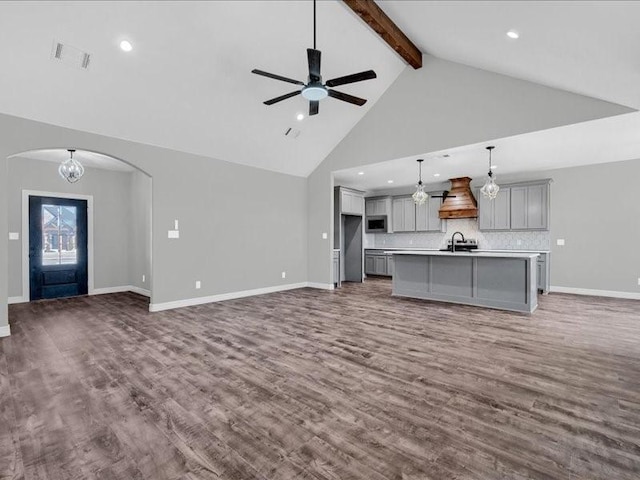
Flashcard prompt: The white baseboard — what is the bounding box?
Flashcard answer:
[306,282,335,290]
[91,285,151,297]
[550,286,640,300]
[149,282,308,312]
[128,286,151,297]
[0,324,11,338]
[91,286,131,295]
[8,296,26,305]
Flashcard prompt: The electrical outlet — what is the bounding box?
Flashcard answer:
[168,230,179,239]
[142,274,146,283]
[8,232,19,240]
[322,232,328,239]
[282,271,286,279]
[195,281,201,289]
[556,239,565,246]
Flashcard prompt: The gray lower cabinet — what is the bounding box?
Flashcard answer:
[332,250,340,287]
[537,253,550,293]
[365,250,393,277]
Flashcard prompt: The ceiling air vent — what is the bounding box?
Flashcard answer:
[51,40,91,70]
[284,127,301,139]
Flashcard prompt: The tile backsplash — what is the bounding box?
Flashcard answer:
[367,218,550,251]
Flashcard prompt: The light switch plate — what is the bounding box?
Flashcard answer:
[168,230,180,239]
[195,281,201,289]
[322,232,328,240]
[8,232,19,240]
[556,239,565,246]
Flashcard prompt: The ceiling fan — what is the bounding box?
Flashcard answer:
[251,0,377,116]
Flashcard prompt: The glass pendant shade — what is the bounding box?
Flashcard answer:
[59,149,84,183]
[412,158,429,205]
[412,182,428,205]
[480,146,499,200]
[481,172,500,199]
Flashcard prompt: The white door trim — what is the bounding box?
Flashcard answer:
[21,190,95,302]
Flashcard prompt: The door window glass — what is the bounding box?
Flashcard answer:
[42,205,78,265]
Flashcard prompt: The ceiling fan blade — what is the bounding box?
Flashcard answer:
[327,89,367,106]
[252,69,304,86]
[309,100,319,116]
[325,70,377,88]
[307,48,321,82]
[263,90,301,106]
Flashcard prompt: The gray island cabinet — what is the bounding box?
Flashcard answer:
[390,251,539,313]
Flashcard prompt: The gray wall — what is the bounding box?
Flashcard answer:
[7,156,141,297]
[496,159,640,294]
[308,55,633,286]
[129,170,152,292]
[0,112,308,328]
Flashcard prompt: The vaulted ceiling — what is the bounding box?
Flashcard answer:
[1,1,638,177]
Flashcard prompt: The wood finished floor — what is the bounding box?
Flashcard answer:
[1,278,640,480]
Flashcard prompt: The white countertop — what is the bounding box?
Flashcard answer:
[387,250,540,259]
[366,248,549,254]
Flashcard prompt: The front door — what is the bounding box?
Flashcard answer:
[29,196,88,300]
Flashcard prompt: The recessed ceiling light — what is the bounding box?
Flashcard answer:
[491,165,498,169]
[387,180,394,184]
[296,113,304,121]
[120,40,133,52]
[433,173,441,177]
[506,30,519,39]
[357,171,364,175]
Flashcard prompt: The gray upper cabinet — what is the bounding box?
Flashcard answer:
[339,188,364,215]
[365,197,390,216]
[510,183,549,230]
[416,195,444,232]
[479,180,549,231]
[392,196,415,232]
[526,184,548,229]
[478,187,511,231]
[510,186,528,230]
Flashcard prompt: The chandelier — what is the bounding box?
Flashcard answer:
[58,149,85,183]
[480,146,499,200]
[412,159,428,205]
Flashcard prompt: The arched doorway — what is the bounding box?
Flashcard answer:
[6,148,152,303]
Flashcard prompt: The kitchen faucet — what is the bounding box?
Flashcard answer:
[451,231,465,253]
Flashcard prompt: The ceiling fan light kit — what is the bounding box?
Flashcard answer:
[252,0,377,116]
[480,146,500,200]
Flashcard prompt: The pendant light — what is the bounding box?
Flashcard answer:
[412,159,429,205]
[58,149,84,183]
[480,146,499,200]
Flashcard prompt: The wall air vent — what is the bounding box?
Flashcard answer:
[51,40,91,70]
[284,127,301,139]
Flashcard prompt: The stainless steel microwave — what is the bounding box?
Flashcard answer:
[365,215,388,233]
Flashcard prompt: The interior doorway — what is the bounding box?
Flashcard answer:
[28,195,88,300]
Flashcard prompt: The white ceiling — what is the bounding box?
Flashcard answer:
[0,1,405,177]
[1,1,639,179]
[378,0,640,109]
[334,111,640,192]
[12,149,135,172]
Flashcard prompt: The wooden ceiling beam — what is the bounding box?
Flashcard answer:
[342,0,422,69]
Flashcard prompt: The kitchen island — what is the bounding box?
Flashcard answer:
[390,251,539,313]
